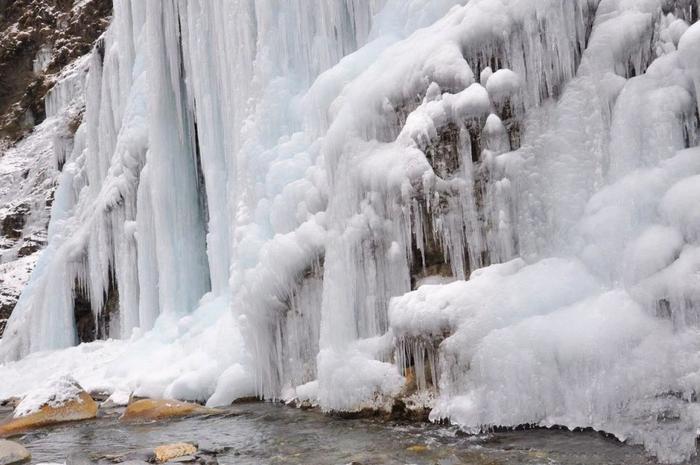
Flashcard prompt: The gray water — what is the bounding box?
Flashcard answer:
[10,402,670,465]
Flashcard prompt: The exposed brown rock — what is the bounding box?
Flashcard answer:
[0,391,98,436]
[0,205,28,240]
[0,0,112,142]
[16,239,42,258]
[154,443,198,463]
[121,399,217,422]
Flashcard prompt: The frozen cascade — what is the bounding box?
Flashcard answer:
[0,0,699,462]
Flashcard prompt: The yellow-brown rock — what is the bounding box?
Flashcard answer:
[406,444,429,453]
[0,391,98,436]
[121,398,215,422]
[154,443,197,463]
[403,366,417,394]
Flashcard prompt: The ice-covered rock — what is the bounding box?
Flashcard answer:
[0,376,97,435]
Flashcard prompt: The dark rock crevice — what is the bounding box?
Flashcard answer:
[73,265,119,343]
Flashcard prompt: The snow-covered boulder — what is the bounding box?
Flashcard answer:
[0,376,97,436]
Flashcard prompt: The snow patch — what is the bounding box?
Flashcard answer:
[14,375,84,418]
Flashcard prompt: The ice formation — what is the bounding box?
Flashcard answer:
[1,0,700,462]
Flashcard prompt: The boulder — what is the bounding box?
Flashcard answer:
[165,455,196,463]
[121,399,217,422]
[0,379,97,436]
[0,439,30,465]
[406,445,428,453]
[154,443,197,463]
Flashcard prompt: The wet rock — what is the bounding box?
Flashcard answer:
[192,454,218,465]
[16,240,42,258]
[121,399,217,422]
[166,455,196,463]
[88,391,111,403]
[65,452,96,465]
[0,439,30,465]
[406,444,429,453]
[0,390,98,436]
[96,448,155,464]
[437,456,461,465]
[99,447,219,465]
[0,399,18,411]
[0,207,27,240]
[194,442,217,455]
[0,0,112,141]
[154,443,197,463]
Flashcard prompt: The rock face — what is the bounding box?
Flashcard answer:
[0,390,97,436]
[121,399,215,422]
[0,440,30,465]
[0,0,112,141]
[0,0,112,338]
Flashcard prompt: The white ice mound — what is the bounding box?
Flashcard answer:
[390,258,700,464]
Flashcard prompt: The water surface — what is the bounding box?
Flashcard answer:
[11,402,671,465]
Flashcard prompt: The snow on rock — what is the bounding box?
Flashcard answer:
[0,109,73,338]
[0,0,110,141]
[103,390,130,407]
[0,376,97,436]
[13,376,84,418]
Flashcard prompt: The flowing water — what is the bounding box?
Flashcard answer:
[7,402,677,465]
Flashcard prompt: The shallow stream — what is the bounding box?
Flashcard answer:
[9,402,675,465]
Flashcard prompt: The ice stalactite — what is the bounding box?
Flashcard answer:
[0,0,150,355]
[390,4,700,463]
[144,1,211,317]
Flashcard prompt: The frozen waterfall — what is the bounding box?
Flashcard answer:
[2,0,700,462]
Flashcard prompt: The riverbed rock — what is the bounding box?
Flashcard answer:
[95,448,155,463]
[406,444,429,453]
[121,399,215,422]
[0,384,98,436]
[166,455,196,463]
[192,454,219,465]
[0,439,30,465]
[0,399,20,410]
[154,443,198,463]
